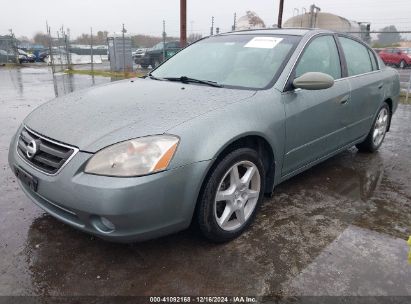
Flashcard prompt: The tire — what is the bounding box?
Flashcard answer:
[356,102,390,153]
[197,148,265,242]
[399,60,405,69]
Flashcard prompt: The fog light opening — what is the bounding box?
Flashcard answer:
[91,216,115,233]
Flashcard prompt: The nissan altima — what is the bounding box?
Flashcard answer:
[8,29,400,242]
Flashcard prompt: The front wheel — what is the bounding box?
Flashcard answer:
[356,103,390,153]
[399,60,406,69]
[197,148,265,242]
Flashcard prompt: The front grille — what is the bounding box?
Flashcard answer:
[17,126,77,175]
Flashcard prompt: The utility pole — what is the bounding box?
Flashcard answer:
[66,28,71,69]
[9,28,18,64]
[90,27,94,74]
[210,16,214,36]
[180,0,187,47]
[232,13,237,31]
[122,23,126,73]
[277,0,285,28]
[46,22,55,74]
[56,30,63,67]
[162,20,166,61]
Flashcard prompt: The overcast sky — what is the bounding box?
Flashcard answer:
[1,0,410,39]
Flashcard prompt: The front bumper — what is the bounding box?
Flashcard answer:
[8,131,211,242]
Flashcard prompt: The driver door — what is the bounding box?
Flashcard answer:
[281,35,350,176]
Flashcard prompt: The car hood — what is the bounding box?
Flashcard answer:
[24,78,256,152]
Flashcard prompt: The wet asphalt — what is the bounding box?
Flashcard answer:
[398,67,411,83]
[0,66,410,297]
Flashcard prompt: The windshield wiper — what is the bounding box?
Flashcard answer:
[141,73,164,81]
[163,76,223,88]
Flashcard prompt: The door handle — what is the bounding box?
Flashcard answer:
[339,95,350,105]
[378,83,384,89]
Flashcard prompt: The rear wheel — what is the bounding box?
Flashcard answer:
[197,148,265,242]
[356,103,390,153]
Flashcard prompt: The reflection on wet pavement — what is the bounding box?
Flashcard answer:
[0,67,410,296]
[283,225,410,296]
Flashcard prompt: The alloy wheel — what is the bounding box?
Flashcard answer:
[373,107,389,146]
[214,161,261,231]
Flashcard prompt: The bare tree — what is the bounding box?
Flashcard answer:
[96,31,108,44]
[18,36,31,43]
[33,32,49,46]
[130,34,179,48]
[188,33,202,44]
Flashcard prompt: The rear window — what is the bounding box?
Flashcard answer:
[339,37,373,76]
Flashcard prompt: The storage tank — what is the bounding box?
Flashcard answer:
[284,11,361,37]
[236,11,266,31]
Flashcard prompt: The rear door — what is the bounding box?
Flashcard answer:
[337,36,384,143]
[281,34,350,176]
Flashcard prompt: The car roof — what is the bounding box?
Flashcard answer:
[221,28,331,37]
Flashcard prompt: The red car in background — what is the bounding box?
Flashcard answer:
[378,48,411,68]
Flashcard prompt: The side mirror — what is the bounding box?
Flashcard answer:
[293,72,335,90]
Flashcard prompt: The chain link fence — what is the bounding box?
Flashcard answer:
[46,31,72,73]
[45,27,110,74]
[0,35,18,64]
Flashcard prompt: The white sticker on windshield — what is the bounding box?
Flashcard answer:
[244,37,283,49]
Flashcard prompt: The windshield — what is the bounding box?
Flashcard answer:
[152,34,300,89]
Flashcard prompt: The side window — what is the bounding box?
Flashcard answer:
[339,37,373,76]
[295,35,341,79]
[368,49,378,71]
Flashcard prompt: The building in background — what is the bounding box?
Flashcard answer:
[107,33,133,72]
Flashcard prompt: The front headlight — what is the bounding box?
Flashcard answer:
[85,135,179,177]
